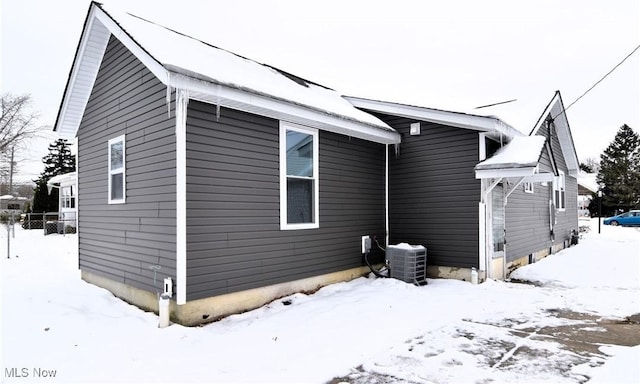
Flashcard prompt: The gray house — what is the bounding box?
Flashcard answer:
[54,2,399,325]
[348,92,579,281]
[55,3,579,325]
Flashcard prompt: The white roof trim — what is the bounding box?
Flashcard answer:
[530,92,580,177]
[54,7,111,139]
[475,135,546,170]
[180,75,400,144]
[345,96,521,139]
[93,8,168,83]
[47,172,77,187]
[475,168,555,182]
[55,3,399,145]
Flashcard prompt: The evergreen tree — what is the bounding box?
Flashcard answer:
[31,139,76,212]
[596,124,640,215]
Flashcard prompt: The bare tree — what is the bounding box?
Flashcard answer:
[1,93,46,154]
[579,157,600,173]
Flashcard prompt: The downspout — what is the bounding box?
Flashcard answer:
[385,144,389,248]
[175,88,189,305]
[481,177,503,280]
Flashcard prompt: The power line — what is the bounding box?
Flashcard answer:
[559,43,640,118]
[475,99,518,109]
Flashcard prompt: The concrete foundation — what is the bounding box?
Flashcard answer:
[505,238,570,278]
[427,265,487,284]
[82,266,371,326]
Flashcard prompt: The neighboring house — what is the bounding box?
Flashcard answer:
[0,195,28,211]
[53,2,399,325]
[347,91,579,281]
[47,172,78,229]
[577,173,598,217]
[54,3,580,325]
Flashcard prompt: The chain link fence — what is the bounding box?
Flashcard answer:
[19,212,77,235]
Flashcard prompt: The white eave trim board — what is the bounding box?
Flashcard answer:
[183,77,400,145]
[475,168,555,182]
[54,4,169,139]
[94,6,168,83]
[56,4,399,145]
[55,8,110,139]
[345,96,520,138]
[530,91,580,176]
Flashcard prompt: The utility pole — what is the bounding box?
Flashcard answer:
[8,147,15,196]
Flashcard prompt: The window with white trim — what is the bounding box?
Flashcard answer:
[553,171,565,210]
[61,186,75,208]
[108,135,126,204]
[279,122,319,230]
[523,182,534,194]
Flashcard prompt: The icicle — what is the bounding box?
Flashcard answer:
[166,72,172,119]
[394,143,400,158]
[215,84,221,122]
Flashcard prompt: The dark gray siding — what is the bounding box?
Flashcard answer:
[185,101,385,300]
[505,121,578,261]
[372,113,480,268]
[546,121,579,242]
[77,36,177,292]
[504,158,552,261]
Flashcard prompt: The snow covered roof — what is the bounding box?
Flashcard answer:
[476,136,546,170]
[345,96,522,140]
[578,173,599,193]
[54,2,399,145]
[0,195,27,201]
[47,172,77,189]
[474,135,554,181]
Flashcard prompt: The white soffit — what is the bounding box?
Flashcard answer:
[529,92,580,176]
[54,10,111,139]
[345,96,521,139]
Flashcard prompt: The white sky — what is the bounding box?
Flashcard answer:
[1,0,639,182]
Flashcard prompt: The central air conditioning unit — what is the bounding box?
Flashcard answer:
[386,243,427,285]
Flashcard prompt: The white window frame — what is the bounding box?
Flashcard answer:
[108,135,126,204]
[523,182,534,194]
[553,170,565,211]
[279,122,319,230]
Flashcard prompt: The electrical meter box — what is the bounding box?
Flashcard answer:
[386,243,427,285]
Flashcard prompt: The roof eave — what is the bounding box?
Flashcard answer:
[55,3,397,145]
[345,96,521,138]
[177,74,400,144]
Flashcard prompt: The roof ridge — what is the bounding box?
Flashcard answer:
[115,6,332,91]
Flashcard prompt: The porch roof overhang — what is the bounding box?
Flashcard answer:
[47,172,77,193]
[474,135,552,181]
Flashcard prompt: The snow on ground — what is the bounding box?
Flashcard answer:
[1,219,639,383]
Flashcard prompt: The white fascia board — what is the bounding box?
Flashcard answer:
[530,92,579,176]
[553,112,580,176]
[55,6,169,139]
[475,167,537,179]
[178,76,400,145]
[55,8,110,139]
[345,96,520,139]
[94,8,168,84]
[475,167,555,182]
[47,172,77,188]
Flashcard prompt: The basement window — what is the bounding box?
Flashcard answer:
[108,135,126,204]
[279,122,319,230]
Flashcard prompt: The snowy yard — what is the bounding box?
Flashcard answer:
[1,219,639,383]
